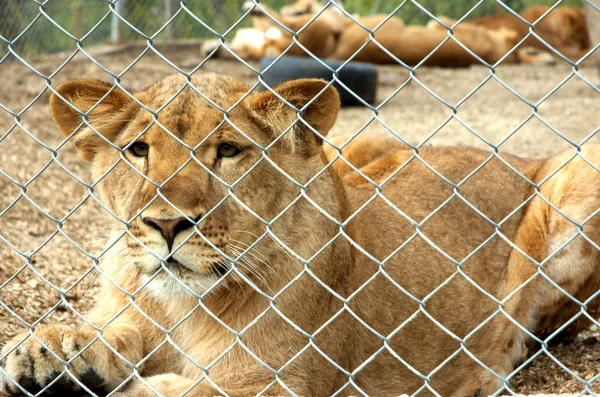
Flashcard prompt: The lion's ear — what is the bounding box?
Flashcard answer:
[247,79,340,157]
[50,79,136,162]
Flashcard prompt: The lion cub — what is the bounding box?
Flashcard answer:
[2,74,600,397]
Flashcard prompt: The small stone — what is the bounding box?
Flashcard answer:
[27,279,38,288]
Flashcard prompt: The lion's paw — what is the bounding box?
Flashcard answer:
[0,325,119,395]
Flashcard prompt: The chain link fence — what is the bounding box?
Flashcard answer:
[0,0,586,56]
[0,0,599,396]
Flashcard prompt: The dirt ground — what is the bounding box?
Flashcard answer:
[1,45,600,395]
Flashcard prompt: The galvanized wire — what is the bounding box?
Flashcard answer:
[0,0,598,396]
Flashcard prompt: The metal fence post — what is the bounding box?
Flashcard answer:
[111,0,126,43]
[165,0,178,40]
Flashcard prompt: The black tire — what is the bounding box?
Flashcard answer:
[259,56,378,107]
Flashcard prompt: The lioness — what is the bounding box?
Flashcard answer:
[242,1,339,58]
[330,18,557,66]
[425,17,556,66]
[471,6,591,60]
[1,74,600,396]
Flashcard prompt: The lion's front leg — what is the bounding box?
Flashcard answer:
[114,374,204,397]
[0,323,144,396]
[115,374,287,397]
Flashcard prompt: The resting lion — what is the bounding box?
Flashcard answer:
[202,1,343,61]
[470,5,591,60]
[1,74,600,396]
[330,16,555,66]
[250,0,556,66]
[241,0,339,58]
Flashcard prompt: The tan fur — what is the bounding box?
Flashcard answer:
[2,75,600,397]
[427,17,556,65]
[211,28,269,60]
[331,15,555,66]
[323,134,409,177]
[471,6,591,60]
[281,0,351,34]
[242,1,338,58]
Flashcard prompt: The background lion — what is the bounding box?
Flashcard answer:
[471,5,591,60]
[246,0,558,66]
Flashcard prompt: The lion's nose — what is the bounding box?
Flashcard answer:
[142,216,197,251]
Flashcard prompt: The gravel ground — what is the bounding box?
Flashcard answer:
[1,45,600,395]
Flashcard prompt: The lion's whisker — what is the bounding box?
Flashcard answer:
[229,238,270,267]
[227,245,274,294]
[230,230,301,270]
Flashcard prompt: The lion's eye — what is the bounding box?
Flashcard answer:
[129,142,149,157]
[217,143,242,159]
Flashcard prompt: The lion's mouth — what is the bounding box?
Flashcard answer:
[161,258,201,278]
[166,257,190,271]
[165,257,229,278]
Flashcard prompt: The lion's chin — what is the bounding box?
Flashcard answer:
[141,273,217,299]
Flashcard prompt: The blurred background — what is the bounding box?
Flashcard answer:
[0,0,585,57]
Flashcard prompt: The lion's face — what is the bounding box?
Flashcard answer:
[562,9,591,50]
[531,6,591,51]
[50,74,339,297]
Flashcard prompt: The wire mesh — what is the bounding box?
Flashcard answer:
[0,0,599,396]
